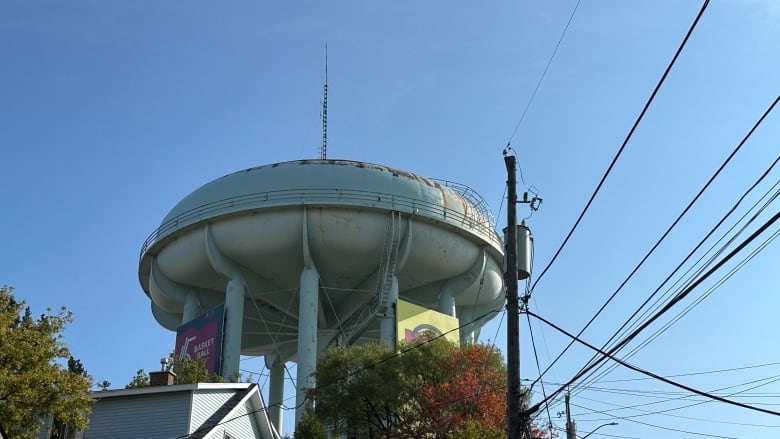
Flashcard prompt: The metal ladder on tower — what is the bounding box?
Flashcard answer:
[376,211,401,314]
[333,211,402,346]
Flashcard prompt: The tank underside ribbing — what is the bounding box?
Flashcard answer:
[142,206,504,355]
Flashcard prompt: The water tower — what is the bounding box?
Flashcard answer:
[138,159,505,431]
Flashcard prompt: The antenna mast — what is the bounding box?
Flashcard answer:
[320,43,328,160]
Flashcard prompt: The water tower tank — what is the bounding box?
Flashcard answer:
[138,159,505,428]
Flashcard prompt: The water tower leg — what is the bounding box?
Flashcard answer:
[296,265,319,425]
[182,292,200,324]
[379,276,399,345]
[222,278,245,381]
[268,358,285,433]
[437,290,456,317]
[458,308,476,345]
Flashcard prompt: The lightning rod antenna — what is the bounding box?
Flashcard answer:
[320,43,328,160]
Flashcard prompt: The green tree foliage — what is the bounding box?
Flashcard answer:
[450,419,505,439]
[67,357,87,377]
[311,342,424,438]
[0,286,93,439]
[170,354,225,385]
[51,356,92,438]
[293,409,327,439]
[309,338,554,439]
[124,355,224,389]
[124,369,150,389]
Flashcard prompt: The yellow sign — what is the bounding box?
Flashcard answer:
[397,299,460,345]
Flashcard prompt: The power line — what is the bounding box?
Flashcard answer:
[532,204,779,411]
[528,207,780,413]
[545,373,780,435]
[506,0,582,144]
[568,400,742,439]
[580,379,780,402]
[530,0,711,292]
[604,216,778,370]
[552,425,643,439]
[569,160,780,396]
[531,96,779,390]
[526,300,780,418]
[576,380,780,427]
[570,179,780,398]
[526,312,555,438]
[529,371,780,402]
[588,361,780,384]
[569,373,780,419]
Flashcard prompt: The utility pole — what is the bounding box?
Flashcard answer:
[505,151,536,438]
[505,154,522,439]
[565,392,577,439]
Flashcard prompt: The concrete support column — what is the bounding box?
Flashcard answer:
[222,278,245,381]
[182,291,200,324]
[268,358,285,434]
[459,311,474,345]
[296,265,320,425]
[379,276,399,346]
[437,289,456,317]
[461,330,475,345]
[459,305,481,345]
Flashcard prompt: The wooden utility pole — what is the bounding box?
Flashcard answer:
[566,392,577,439]
[505,154,522,439]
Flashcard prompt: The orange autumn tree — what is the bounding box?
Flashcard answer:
[407,343,506,437]
[310,337,555,439]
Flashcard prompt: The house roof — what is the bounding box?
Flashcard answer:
[91,382,255,399]
[189,384,254,439]
[89,382,280,439]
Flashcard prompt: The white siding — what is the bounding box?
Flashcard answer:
[225,402,261,438]
[189,390,235,434]
[82,391,190,439]
[35,417,52,439]
[206,402,261,439]
[35,416,81,439]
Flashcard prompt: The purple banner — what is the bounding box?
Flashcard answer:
[175,305,224,375]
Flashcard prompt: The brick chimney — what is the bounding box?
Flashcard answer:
[149,370,175,386]
[149,357,176,386]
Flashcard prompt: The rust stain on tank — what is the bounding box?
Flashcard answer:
[223,159,459,194]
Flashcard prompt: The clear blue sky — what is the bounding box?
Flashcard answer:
[2,1,778,438]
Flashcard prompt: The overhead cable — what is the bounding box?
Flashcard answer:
[506,0,582,144]
[568,155,780,394]
[526,312,555,437]
[567,400,742,439]
[590,361,780,384]
[576,208,780,395]
[526,295,780,418]
[531,0,711,292]
[527,208,780,413]
[532,95,779,389]
[575,378,780,427]
[571,373,780,419]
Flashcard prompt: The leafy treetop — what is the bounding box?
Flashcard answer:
[0,286,93,439]
[124,354,225,389]
[309,338,556,439]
